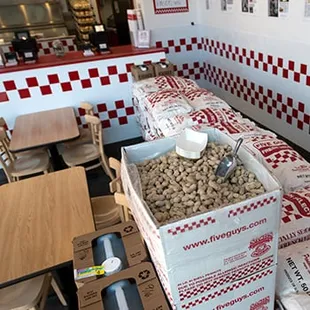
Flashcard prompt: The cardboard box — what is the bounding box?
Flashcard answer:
[153,61,175,77]
[77,262,170,310]
[131,64,155,81]
[73,221,148,285]
[121,128,282,306]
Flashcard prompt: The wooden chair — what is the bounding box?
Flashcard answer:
[61,115,114,179]
[0,273,67,310]
[0,128,50,182]
[64,102,94,148]
[108,157,132,222]
[91,196,122,230]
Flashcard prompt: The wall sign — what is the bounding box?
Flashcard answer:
[153,0,189,14]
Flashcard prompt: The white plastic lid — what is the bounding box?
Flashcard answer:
[102,257,123,276]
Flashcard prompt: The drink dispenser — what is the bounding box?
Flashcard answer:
[92,233,143,310]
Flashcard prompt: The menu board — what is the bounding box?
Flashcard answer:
[153,0,189,14]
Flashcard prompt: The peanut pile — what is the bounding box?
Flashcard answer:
[136,142,266,226]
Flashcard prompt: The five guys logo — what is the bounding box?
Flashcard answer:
[249,233,273,257]
[250,296,270,310]
[284,192,310,218]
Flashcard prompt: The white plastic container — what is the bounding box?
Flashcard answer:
[121,128,282,308]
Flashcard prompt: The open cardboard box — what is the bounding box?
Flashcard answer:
[153,61,175,77]
[131,64,155,81]
[73,221,148,286]
[77,262,170,310]
[121,128,283,306]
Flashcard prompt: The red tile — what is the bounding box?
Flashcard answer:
[276,110,282,119]
[191,37,197,44]
[304,114,310,124]
[175,46,181,53]
[287,115,292,124]
[101,119,111,128]
[267,89,273,97]
[294,72,301,83]
[76,116,82,125]
[263,95,268,104]
[298,102,305,112]
[48,74,60,84]
[282,104,287,113]
[258,53,263,62]
[300,64,307,75]
[108,66,118,75]
[197,43,202,49]
[26,77,39,87]
[40,85,52,95]
[165,47,169,54]
[297,120,303,130]
[239,55,243,63]
[268,55,273,65]
[43,48,50,54]
[259,101,263,109]
[81,79,92,88]
[236,76,240,83]
[232,54,236,61]
[277,93,282,102]
[61,82,72,92]
[211,40,215,47]
[251,82,255,90]
[189,69,195,75]
[242,48,246,56]
[183,64,189,70]
[287,97,293,107]
[143,60,152,65]
[108,110,117,119]
[263,62,268,72]
[228,44,232,52]
[18,89,31,99]
[78,107,86,116]
[168,40,175,47]
[118,116,128,125]
[251,97,255,105]
[88,68,99,78]
[97,103,107,112]
[235,46,239,54]
[292,108,298,118]
[118,73,128,83]
[272,66,278,75]
[258,86,264,94]
[194,62,200,68]
[255,92,259,100]
[246,58,251,66]
[177,70,183,77]
[267,106,272,114]
[69,71,80,81]
[282,69,289,79]
[126,63,134,73]
[100,76,111,85]
[156,41,163,48]
[0,92,8,102]
[195,74,201,80]
[68,46,75,51]
[3,80,16,91]
[306,76,310,86]
[278,58,283,67]
[186,45,193,51]
[250,50,255,59]
[254,60,259,69]
[125,107,135,115]
[216,41,220,48]
[115,100,125,109]
[288,60,295,71]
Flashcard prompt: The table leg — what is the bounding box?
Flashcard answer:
[53,263,78,309]
[48,145,65,171]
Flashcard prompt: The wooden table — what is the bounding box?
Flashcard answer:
[0,167,95,288]
[9,107,80,153]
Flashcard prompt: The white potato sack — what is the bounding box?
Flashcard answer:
[242,135,310,193]
[182,89,231,110]
[279,186,310,249]
[276,241,310,310]
[145,90,193,121]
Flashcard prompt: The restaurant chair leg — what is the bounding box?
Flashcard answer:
[39,274,52,310]
[100,160,114,180]
[51,276,68,306]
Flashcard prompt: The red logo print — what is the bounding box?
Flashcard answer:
[249,233,273,257]
[250,296,270,310]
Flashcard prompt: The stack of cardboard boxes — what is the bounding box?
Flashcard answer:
[121,129,283,309]
[73,221,170,309]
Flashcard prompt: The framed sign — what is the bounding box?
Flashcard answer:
[153,0,189,14]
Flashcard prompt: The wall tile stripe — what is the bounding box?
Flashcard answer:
[203,62,310,132]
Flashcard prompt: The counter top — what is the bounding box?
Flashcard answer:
[0,45,165,74]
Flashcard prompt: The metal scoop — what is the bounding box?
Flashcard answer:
[215,138,243,181]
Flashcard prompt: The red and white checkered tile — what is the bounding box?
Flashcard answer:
[156,37,203,54]
[203,37,309,87]
[204,62,310,133]
[175,62,204,80]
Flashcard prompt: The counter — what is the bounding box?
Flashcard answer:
[0,45,166,144]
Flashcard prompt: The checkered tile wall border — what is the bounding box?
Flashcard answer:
[204,62,310,133]
[1,38,76,56]
[202,37,310,87]
[175,61,204,80]
[156,37,203,54]
[75,100,135,129]
[0,60,155,103]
